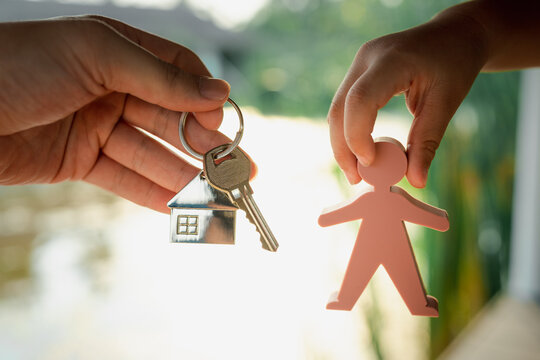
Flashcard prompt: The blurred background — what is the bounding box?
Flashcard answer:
[0,0,537,359]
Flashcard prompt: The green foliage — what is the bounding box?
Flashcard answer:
[423,71,518,357]
[234,0,456,117]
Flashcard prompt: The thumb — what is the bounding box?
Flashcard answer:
[406,87,458,188]
[87,20,230,111]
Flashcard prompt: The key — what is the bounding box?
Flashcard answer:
[203,144,279,252]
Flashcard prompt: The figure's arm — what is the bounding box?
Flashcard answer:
[318,193,368,227]
[392,187,449,232]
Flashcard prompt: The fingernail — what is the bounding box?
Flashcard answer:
[199,77,230,100]
[358,155,371,167]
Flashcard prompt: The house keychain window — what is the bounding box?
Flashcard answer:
[177,215,199,236]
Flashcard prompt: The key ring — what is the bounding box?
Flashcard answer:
[179,98,244,161]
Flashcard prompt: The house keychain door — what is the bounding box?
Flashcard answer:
[168,98,279,251]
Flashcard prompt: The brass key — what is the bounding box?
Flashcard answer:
[204,144,279,252]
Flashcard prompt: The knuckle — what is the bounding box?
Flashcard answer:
[164,63,180,85]
[328,99,344,123]
[356,39,377,60]
[164,62,191,90]
[410,139,439,161]
[356,37,389,61]
[131,133,150,172]
[358,35,414,69]
[422,139,440,157]
[346,82,371,104]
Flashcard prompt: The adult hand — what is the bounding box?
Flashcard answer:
[0,16,236,213]
[328,10,488,187]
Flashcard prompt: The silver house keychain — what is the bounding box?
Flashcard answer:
[167,98,244,245]
[167,172,238,244]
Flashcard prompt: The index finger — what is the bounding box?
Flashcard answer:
[344,60,413,166]
[122,96,258,179]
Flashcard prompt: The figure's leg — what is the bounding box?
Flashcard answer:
[327,239,380,311]
[382,239,439,317]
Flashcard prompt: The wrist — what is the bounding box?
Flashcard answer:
[436,1,540,71]
[430,1,491,73]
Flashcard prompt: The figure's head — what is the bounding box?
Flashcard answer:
[357,137,407,188]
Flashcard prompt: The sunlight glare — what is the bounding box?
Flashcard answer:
[184,0,270,29]
[50,0,270,28]
[112,0,178,9]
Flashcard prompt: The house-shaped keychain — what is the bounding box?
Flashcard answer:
[167,171,238,245]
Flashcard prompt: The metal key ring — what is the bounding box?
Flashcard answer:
[179,98,244,161]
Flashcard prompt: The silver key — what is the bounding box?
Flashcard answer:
[204,144,279,252]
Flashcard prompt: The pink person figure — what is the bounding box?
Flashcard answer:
[318,137,449,317]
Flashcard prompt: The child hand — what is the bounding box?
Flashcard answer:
[328,11,487,187]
